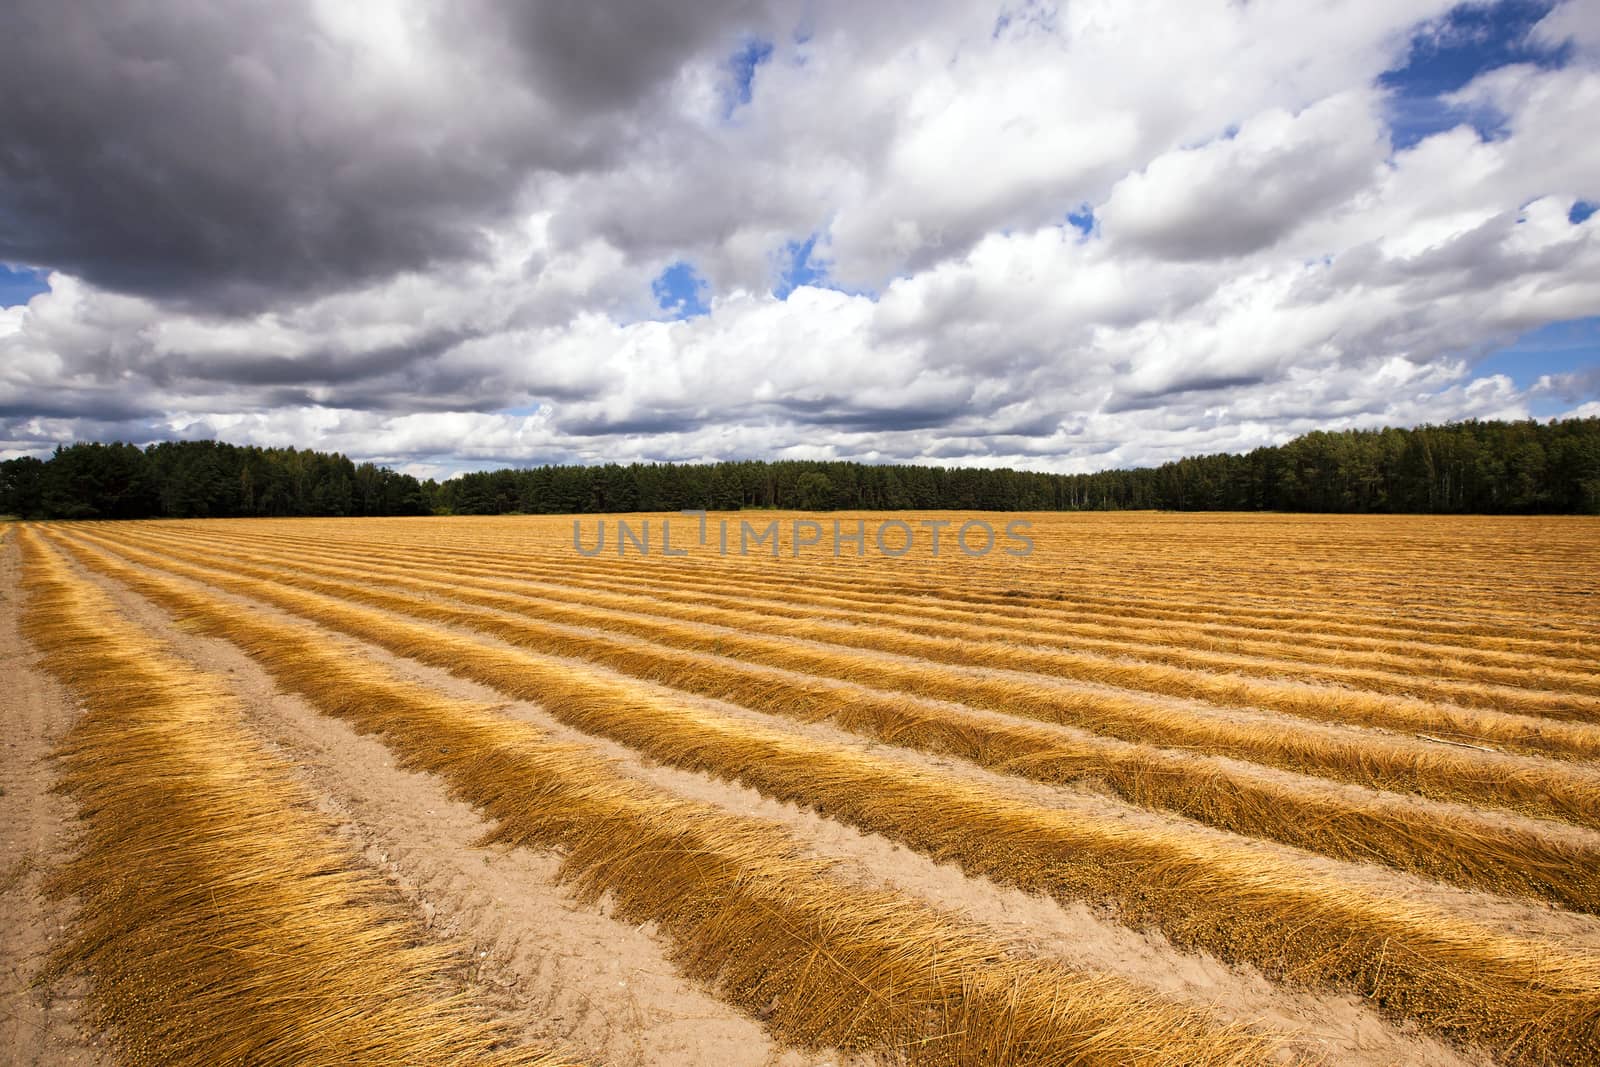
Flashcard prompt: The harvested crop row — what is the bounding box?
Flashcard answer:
[153,524,1599,707]
[195,529,1600,716]
[54,530,1600,911]
[14,529,561,1067]
[339,540,1600,700]
[639,517,1597,633]
[192,523,1600,687]
[241,515,1600,653]
[113,527,1600,749]
[161,520,1600,661]
[102,529,1600,769]
[466,512,1600,635]
[41,534,1272,1067]
[50,529,1600,1065]
[72,527,1600,832]
[528,550,1600,693]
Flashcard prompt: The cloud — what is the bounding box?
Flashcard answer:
[1,0,1597,474]
[1532,0,1600,58]
[0,0,758,310]
[475,0,770,117]
[1098,93,1385,261]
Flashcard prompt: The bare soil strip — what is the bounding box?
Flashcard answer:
[46,527,1600,1065]
[31,529,1271,1066]
[14,529,567,1066]
[58,541,840,1067]
[20,513,1600,1066]
[169,515,1600,651]
[116,527,1600,745]
[0,533,107,1067]
[76,527,1600,834]
[155,522,1600,705]
[61,519,1485,1067]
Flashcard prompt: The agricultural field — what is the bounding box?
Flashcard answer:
[3,511,1599,1066]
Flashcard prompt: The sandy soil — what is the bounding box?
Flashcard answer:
[60,539,846,1067]
[340,620,1493,1067]
[61,532,1496,1066]
[0,535,108,1066]
[208,550,1600,954]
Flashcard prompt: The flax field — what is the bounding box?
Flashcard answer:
[4,512,1598,1066]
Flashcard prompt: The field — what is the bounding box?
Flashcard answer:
[3,511,1599,1066]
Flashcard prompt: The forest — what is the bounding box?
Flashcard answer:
[0,440,430,520]
[3,417,1598,519]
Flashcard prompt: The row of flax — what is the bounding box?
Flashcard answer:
[247,530,1600,703]
[70,527,1600,878]
[26,527,1267,1066]
[224,515,1600,651]
[124,520,1600,690]
[113,524,1600,732]
[16,531,560,1066]
[96,526,1600,766]
[48,525,1600,1065]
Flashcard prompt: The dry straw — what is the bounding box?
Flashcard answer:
[314,538,1600,703]
[83,525,1600,832]
[192,514,1597,659]
[38,531,1272,1066]
[507,544,1600,680]
[16,530,560,1067]
[53,527,1600,1065]
[166,523,1600,714]
[117,526,1600,748]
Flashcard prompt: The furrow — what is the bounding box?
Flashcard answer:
[165,523,1600,697]
[59,529,1600,912]
[38,530,1270,1066]
[15,527,564,1067]
[48,526,1600,1065]
[114,527,1600,750]
[140,520,1600,664]
[69,525,1600,833]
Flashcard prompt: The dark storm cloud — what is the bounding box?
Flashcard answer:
[1104,374,1266,413]
[154,328,480,387]
[987,411,1065,437]
[0,1,1591,475]
[789,403,970,432]
[558,411,704,437]
[477,0,768,116]
[0,394,160,422]
[0,0,758,312]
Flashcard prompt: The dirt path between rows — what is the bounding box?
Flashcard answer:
[0,533,108,1066]
[56,540,842,1067]
[352,614,1490,1067]
[65,533,1491,1067]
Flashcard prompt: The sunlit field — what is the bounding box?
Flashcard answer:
[6,512,1600,1066]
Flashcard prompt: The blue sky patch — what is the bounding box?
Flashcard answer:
[774,233,827,299]
[0,264,48,307]
[1571,200,1597,225]
[1384,94,1512,148]
[725,38,774,115]
[652,261,710,319]
[1381,1,1569,149]
[1477,315,1600,387]
[1066,205,1096,238]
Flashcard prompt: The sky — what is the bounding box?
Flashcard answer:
[1,0,1598,478]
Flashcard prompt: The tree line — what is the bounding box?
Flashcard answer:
[0,440,430,519]
[3,417,1598,520]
